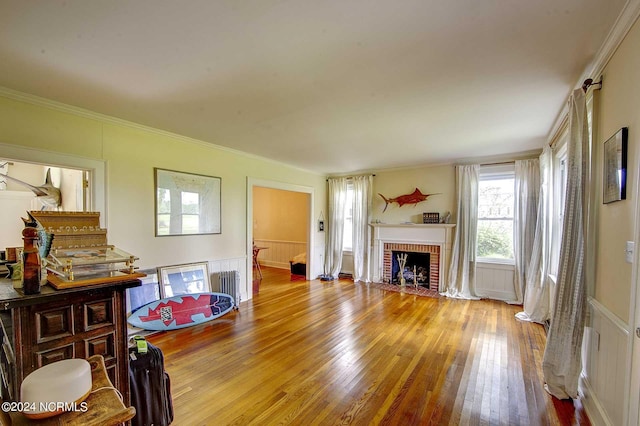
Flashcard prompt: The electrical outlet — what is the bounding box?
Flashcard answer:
[626,241,635,264]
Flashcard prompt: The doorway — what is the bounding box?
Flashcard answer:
[0,148,103,251]
[246,178,314,299]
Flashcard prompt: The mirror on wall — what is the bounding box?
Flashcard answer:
[0,158,89,249]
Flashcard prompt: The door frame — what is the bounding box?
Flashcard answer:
[246,177,314,297]
[626,159,640,426]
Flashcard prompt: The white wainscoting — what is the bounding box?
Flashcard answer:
[253,239,307,270]
[475,262,516,302]
[341,251,354,275]
[580,297,629,426]
[208,256,248,302]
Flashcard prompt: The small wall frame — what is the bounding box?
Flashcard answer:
[603,127,628,204]
[158,262,210,298]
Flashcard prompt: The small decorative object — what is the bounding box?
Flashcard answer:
[0,168,62,210]
[21,226,42,294]
[440,211,451,224]
[422,212,439,224]
[603,127,628,204]
[155,168,221,236]
[31,211,144,288]
[396,253,408,286]
[378,188,440,212]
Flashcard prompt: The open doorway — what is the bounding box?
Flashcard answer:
[252,186,309,289]
[0,159,88,249]
[0,143,106,253]
[246,178,314,299]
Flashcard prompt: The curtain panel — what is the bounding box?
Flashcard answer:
[512,159,540,304]
[324,177,348,279]
[351,175,373,282]
[443,164,480,300]
[515,146,553,323]
[542,88,589,400]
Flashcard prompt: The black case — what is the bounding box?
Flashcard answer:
[129,341,174,426]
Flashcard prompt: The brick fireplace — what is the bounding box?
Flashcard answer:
[370,223,455,292]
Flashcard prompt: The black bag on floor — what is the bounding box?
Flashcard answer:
[129,339,174,426]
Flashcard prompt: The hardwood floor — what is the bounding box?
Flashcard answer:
[148,267,590,425]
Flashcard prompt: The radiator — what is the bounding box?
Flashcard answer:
[211,270,240,309]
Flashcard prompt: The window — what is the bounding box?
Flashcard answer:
[342,183,354,251]
[549,136,568,277]
[477,165,515,262]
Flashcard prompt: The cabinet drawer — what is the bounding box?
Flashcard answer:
[85,332,116,363]
[36,344,75,368]
[83,298,115,331]
[35,305,74,344]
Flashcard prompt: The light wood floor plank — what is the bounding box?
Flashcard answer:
[148,267,590,425]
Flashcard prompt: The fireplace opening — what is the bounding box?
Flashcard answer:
[391,251,430,287]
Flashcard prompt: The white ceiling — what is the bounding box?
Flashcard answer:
[0,0,627,174]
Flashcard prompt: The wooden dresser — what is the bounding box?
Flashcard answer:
[0,278,140,404]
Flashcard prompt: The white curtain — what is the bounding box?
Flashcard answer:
[516,146,553,323]
[512,159,540,304]
[351,175,373,282]
[442,164,480,300]
[542,88,588,400]
[324,177,348,279]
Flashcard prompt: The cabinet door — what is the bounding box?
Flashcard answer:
[22,289,119,375]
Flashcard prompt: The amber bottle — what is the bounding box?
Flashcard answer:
[22,227,41,295]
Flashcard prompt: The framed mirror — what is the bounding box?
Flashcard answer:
[155,168,221,236]
[603,127,628,204]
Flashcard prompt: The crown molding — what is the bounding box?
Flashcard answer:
[0,86,324,177]
[547,0,640,144]
[584,0,640,80]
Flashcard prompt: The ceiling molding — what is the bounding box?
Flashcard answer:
[585,0,640,79]
[0,86,324,177]
[547,0,640,145]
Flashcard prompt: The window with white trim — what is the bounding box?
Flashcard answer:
[549,137,568,277]
[477,165,515,262]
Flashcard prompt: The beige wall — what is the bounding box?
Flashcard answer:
[253,187,309,242]
[371,164,457,225]
[594,16,640,322]
[0,94,326,283]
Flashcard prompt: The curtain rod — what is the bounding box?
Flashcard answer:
[480,161,515,166]
[326,174,375,182]
[582,77,602,92]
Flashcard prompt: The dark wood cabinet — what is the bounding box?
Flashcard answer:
[0,278,140,404]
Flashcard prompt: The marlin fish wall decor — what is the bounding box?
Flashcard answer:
[0,168,61,210]
[378,188,440,212]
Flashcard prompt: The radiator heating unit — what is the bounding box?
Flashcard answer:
[212,270,240,309]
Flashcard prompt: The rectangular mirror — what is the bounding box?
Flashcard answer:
[603,127,627,204]
[155,168,221,236]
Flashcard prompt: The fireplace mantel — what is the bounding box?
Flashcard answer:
[370,223,456,289]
